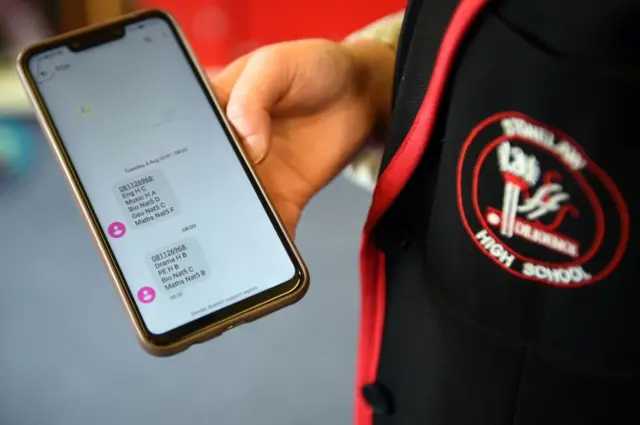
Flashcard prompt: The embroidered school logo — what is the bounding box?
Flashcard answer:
[457,112,629,287]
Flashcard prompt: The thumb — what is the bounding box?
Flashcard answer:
[226,46,294,164]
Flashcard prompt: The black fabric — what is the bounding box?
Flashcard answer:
[512,352,638,424]
[425,9,640,376]
[391,0,422,109]
[372,0,640,424]
[381,0,458,168]
[496,0,640,69]
[372,0,460,251]
[374,233,525,425]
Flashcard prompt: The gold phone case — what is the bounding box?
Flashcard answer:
[16,9,309,356]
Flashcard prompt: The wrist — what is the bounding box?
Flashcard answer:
[342,38,396,137]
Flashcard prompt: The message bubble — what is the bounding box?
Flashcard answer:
[147,237,211,294]
[113,170,180,228]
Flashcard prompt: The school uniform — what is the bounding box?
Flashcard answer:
[346,1,639,424]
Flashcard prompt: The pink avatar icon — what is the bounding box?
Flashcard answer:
[137,286,156,304]
[107,222,126,238]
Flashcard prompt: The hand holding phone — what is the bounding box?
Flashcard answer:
[210,37,391,235]
[17,10,309,355]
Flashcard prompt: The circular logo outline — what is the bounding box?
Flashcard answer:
[456,111,629,288]
[472,134,606,267]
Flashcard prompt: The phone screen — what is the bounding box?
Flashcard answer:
[26,15,299,340]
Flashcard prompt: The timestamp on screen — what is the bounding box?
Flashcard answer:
[169,291,184,301]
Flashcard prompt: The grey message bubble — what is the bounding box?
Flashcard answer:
[113,170,180,229]
[146,237,211,294]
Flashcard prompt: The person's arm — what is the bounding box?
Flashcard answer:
[341,11,405,191]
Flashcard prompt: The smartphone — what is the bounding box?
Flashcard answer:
[17,9,309,356]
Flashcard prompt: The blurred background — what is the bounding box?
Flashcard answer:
[0,0,403,424]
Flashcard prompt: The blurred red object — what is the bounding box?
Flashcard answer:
[138,0,405,68]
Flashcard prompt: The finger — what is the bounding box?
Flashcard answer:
[226,45,294,164]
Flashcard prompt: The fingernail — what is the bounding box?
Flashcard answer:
[227,113,265,163]
[228,112,250,135]
[244,134,266,163]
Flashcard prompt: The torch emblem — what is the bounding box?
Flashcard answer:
[496,141,540,237]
